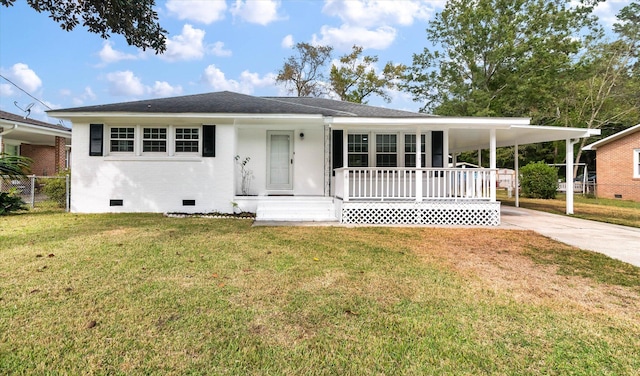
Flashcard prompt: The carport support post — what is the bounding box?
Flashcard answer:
[490,129,496,202]
[415,128,423,202]
[566,138,577,215]
[514,142,519,207]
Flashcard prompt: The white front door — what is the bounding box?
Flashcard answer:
[267,131,293,190]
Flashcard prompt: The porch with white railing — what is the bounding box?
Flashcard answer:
[333,167,500,226]
[334,167,496,201]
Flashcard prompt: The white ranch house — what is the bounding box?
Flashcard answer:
[49,91,598,225]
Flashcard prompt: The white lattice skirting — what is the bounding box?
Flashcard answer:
[340,201,501,226]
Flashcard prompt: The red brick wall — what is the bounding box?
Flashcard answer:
[55,136,67,172]
[20,144,57,176]
[595,130,640,201]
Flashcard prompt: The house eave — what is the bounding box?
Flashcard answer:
[583,124,640,150]
[0,120,71,139]
[47,111,325,122]
[329,116,531,128]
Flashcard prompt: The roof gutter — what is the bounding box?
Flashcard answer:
[0,123,18,136]
[0,124,18,154]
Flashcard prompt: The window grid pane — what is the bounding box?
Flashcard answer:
[175,128,199,152]
[376,134,397,167]
[143,128,167,152]
[348,134,369,167]
[348,134,368,153]
[376,134,396,153]
[110,127,134,152]
[404,134,426,167]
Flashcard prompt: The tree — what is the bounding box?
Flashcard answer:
[405,0,599,118]
[0,154,31,180]
[329,45,406,104]
[276,43,333,97]
[1,0,167,53]
[556,2,640,171]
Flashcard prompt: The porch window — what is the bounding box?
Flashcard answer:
[175,128,199,153]
[110,127,134,153]
[143,128,167,152]
[348,134,368,167]
[376,134,397,167]
[634,149,640,178]
[405,134,426,167]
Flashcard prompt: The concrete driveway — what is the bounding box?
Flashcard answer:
[500,206,640,267]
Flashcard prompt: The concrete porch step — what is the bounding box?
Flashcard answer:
[256,197,338,222]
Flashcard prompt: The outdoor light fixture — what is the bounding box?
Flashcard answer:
[299,132,305,139]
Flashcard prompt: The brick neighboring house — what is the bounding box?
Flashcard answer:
[0,110,71,176]
[584,124,640,202]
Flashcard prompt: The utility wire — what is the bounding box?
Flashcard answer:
[0,73,53,110]
[0,73,67,126]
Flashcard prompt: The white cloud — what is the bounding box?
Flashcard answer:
[209,41,232,57]
[230,0,283,25]
[281,34,294,49]
[593,0,627,27]
[201,64,275,94]
[105,71,183,98]
[97,41,139,65]
[2,63,42,93]
[166,0,227,24]
[322,0,440,28]
[312,24,397,50]
[71,86,97,105]
[162,24,207,61]
[106,71,146,96]
[0,83,14,96]
[151,81,183,97]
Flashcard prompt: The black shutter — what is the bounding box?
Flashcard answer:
[89,124,103,156]
[202,125,215,157]
[332,130,343,175]
[431,131,443,168]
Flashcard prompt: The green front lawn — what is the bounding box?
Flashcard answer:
[1,212,639,374]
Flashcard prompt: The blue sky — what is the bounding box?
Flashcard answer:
[0,0,629,124]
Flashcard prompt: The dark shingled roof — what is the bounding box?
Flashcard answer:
[51,91,435,118]
[0,110,71,132]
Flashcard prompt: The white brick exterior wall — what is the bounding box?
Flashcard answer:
[71,119,326,213]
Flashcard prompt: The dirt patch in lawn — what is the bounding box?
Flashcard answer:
[403,228,640,323]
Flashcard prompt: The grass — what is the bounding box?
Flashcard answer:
[498,190,640,228]
[1,211,640,375]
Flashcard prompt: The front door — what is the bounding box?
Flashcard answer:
[267,131,293,190]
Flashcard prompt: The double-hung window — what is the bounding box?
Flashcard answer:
[634,149,640,179]
[110,127,134,153]
[376,134,397,167]
[348,134,369,167]
[175,128,199,153]
[404,134,426,167]
[143,128,167,152]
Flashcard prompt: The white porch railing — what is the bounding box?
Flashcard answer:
[335,168,496,201]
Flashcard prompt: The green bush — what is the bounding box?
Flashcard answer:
[520,161,558,199]
[43,170,70,208]
[0,190,27,215]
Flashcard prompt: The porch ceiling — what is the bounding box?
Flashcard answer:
[331,117,599,153]
[449,125,599,153]
[0,126,70,146]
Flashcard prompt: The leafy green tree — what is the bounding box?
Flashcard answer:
[405,0,599,118]
[276,43,333,97]
[557,2,640,171]
[0,0,167,53]
[329,45,406,104]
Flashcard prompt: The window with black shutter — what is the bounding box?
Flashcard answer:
[431,131,444,168]
[89,124,104,156]
[332,130,343,175]
[202,125,215,157]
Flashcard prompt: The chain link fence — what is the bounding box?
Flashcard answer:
[1,175,70,211]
